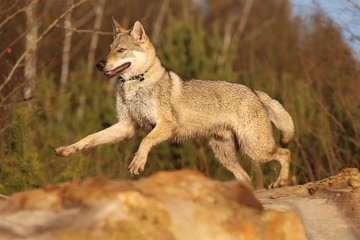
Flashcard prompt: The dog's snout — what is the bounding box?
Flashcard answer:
[96,59,107,71]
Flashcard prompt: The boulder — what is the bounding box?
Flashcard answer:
[0,169,306,240]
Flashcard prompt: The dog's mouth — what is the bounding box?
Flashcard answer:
[104,62,131,78]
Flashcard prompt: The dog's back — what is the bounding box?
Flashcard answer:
[160,74,269,140]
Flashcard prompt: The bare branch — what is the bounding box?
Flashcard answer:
[0,97,34,110]
[242,17,276,42]
[297,53,346,132]
[0,31,27,59]
[55,25,112,35]
[0,0,90,93]
[2,72,33,104]
[0,0,38,29]
[347,0,360,11]
[0,0,21,14]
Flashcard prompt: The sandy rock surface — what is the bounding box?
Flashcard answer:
[0,169,306,240]
[256,168,360,240]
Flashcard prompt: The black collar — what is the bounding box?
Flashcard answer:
[117,71,148,82]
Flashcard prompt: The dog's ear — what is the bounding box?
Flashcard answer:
[131,21,146,43]
[112,17,125,38]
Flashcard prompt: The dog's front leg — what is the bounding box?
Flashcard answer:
[129,121,174,175]
[55,121,135,157]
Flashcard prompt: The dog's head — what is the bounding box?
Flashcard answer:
[96,18,154,79]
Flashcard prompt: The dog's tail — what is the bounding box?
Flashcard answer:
[255,90,294,147]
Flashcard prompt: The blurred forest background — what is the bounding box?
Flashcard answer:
[0,0,359,195]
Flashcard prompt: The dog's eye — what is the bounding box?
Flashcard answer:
[117,48,125,53]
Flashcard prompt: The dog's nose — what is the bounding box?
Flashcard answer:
[96,59,107,71]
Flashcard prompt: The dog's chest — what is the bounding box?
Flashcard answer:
[116,83,158,128]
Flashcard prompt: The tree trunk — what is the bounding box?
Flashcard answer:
[87,0,106,76]
[232,0,254,47]
[60,0,73,89]
[24,0,38,100]
[151,0,170,45]
[78,0,106,119]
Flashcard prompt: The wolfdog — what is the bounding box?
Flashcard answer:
[55,18,294,188]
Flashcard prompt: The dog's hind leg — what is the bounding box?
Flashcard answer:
[267,148,290,188]
[239,120,290,188]
[209,131,251,183]
[245,146,290,188]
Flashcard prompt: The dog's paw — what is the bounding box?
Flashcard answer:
[54,145,76,157]
[128,156,146,175]
[268,179,288,189]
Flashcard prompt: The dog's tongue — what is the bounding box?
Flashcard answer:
[104,62,131,77]
[104,69,118,77]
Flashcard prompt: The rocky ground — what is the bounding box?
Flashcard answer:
[0,168,359,240]
[256,168,360,240]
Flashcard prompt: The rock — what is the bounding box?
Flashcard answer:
[256,168,360,240]
[0,195,7,201]
[0,169,306,240]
